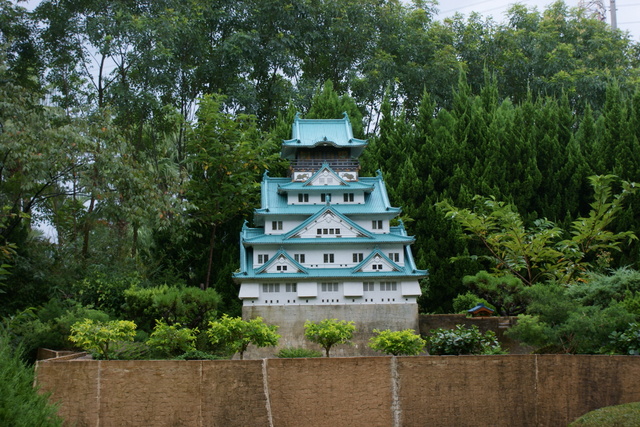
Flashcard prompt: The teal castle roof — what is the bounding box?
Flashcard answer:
[281,113,367,160]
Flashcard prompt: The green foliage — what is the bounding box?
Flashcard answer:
[206,315,279,360]
[69,319,137,359]
[462,271,528,315]
[607,323,640,356]
[426,325,505,355]
[303,319,356,357]
[174,350,225,360]
[452,292,494,314]
[122,285,220,333]
[71,270,141,315]
[2,299,110,361]
[276,347,323,358]
[507,282,636,354]
[569,402,640,427]
[0,329,63,427]
[146,319,198,358]
[438,175,638,287]
[368,329,426,356]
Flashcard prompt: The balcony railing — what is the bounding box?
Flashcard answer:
[290,159,360,172]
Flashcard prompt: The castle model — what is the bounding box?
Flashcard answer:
[234,113,427,354]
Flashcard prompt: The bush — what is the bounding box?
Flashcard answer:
[146,319,198,357]
[569,402,640,426]
[175,350,227,360]
[0,330,63,426]
[71,270,141,315]
[507,282,636,353]
[607,322,640,355]
[122,285,221,333]
[69,319,137,359]
[369,329,426,356]
[276,347,323,358]
[2,300,110,361]
[426,325,505,355]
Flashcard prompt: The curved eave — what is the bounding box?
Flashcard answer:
[242,235,416,246]
[234,268,428,281]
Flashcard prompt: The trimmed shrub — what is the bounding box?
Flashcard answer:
[426,325,505,355]
[276,347,323,358]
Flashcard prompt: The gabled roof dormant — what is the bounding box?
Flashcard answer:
[254,248,308,275]
[283,207,373,239]
[281,113,367,160]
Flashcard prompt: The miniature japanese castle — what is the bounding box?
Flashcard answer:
[234,113,427,354]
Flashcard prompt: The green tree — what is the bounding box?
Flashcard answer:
[369,329,426,356]
[437,175,638,286]
[206,315,279,360]
[304,318,355,357]
[186,94,273,291]
[146,319,198,358]
[462,271,528,316]
[69,319,136,359]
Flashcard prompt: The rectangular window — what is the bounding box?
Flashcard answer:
[323,254,335,263]
[372,220,383,230]
[294,254,305,263]
[389,252,400,262]
[321,193,329,202]
[272,221,283,230]
[286,283,297,293]
[298,193,309,203]
[262,283,280,293]
[363,282,374,292]
[372,264,383,270]
[276,265,288,271]
[321,282,338,292]
[258,254,269,264]
[353,253,363,263]
[380,282,397,291]
[343,193,354,202]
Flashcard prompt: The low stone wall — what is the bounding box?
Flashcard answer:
[37,355,640,427]
[243,304,419,357]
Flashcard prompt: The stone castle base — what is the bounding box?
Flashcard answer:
[242,303,419,358]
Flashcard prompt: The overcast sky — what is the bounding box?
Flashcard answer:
[434,0,640,41]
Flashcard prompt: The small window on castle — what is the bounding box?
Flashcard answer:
[353,253,363,263]
[276,265,288,272]
[321,282,338,292]
[262,283,280,293]
[389,252,400,262]
[372,220,383,230]
[321,193,330,202]
[294,254,305,263]
[372,264,383,270]
[363,282,374,292]
[298,193,309,203]
[343,193,354,202]
[380,282,397,291]
[272,221,283,230]
[323,253,335,263]
[286,283,297,293]
[258,254,269,264]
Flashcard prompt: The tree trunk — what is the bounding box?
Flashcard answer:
[82,195,95,258]
[204,223,217,290]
